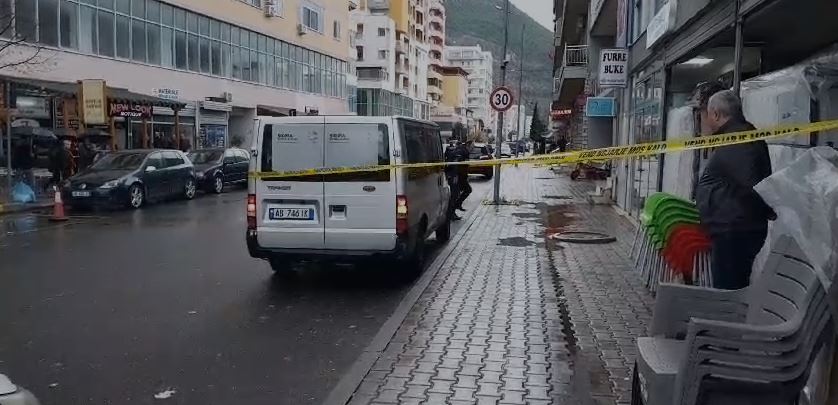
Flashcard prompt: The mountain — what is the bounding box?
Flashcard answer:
[445,0,555,121]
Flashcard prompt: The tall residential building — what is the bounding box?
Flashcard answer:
[426,0,445,108]
[430,65,469,140]
[350,0,429,119]
[0,0,356,149]
[445,45,494,134]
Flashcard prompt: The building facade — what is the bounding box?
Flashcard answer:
[426,0,445,108]
[431,65,469,140]
[351,0,429,119]
[0,0,357,149]
[445,45,495,134]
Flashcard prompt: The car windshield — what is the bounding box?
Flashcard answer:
[188,150,223,164]
[89,152,147,170]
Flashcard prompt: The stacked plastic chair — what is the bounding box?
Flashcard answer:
[630,192,712,292]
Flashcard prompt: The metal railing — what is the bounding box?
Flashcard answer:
[564,45,588,66]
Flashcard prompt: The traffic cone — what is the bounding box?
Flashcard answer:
[48,188,69,222]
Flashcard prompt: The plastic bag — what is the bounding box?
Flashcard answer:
[754,146,838,289]
[11,181,36,204]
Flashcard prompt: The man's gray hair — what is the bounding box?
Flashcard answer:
[707,90,744,118]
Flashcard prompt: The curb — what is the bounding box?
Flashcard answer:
[322,201,488,405]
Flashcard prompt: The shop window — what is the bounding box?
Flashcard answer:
[59,0,78,49]
[115,15,129,58]
[132,18,147,62]
[97,9,115,57]
[147,23,161,65]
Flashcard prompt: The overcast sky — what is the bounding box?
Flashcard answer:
[510,0,554,31]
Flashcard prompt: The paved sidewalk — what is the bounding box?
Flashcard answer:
[342,166,653,405]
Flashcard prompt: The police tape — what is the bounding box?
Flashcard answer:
[249,119,838,179]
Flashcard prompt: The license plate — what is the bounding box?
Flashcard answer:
[269,208,314,220]
[72,191,91,197]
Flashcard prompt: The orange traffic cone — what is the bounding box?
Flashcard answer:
[48,188,69,222]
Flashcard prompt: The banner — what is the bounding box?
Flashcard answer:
[80,79,107,125]
[249,120,838,179]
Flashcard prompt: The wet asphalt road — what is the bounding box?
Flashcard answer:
[0,178,492,405]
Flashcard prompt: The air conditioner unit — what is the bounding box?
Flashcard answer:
[264,3,280,17]
[297,24,307,35]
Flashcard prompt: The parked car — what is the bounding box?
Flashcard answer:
[187,148,250,193]
[467,142,494,179]
[500,143,512,158]
[62,149,196,209]
[247,115,451,275]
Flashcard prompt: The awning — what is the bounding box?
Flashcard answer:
[2,76,187,110]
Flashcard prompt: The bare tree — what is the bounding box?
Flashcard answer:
[0,10,48,72]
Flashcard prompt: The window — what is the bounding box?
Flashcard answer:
[378,50,387,60]
[132,18,147,62]
[79,5,97,53]
[175,30,187,69]
[239,0,261,6]
[59,0,79,49]
[97,9,115,57]
[300,3,322,33]
[378,27,386,37]
[38,0,60,46]
[187,33,199,71]
[356,23,363,35]
[116,14,130,58]
[162,151,184,167]
[147,23,161,64]
[333,20,340,40]
[161,26,174,67]
[15,0,36,41]
[199,36,210,73]
[356,46,364,61]
[146,152,164,169]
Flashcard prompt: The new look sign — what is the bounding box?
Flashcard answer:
[598,49,628,88]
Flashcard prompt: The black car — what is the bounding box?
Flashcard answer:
[467,143,495,179]
[63,149,197,209]
[187,148,250,193]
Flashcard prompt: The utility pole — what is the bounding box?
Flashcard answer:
[492,0,510,204]
[515,24,525,158]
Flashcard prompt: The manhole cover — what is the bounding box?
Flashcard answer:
[548,231,616,244]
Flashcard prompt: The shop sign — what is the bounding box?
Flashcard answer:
[551,109,573,119]
[56,99,81,130]
[11,118,40,128]
[599,49,629,87]
[80,79,107,125]
[153,88,180,101]
[109,102,153,119]
[14,96,50,119]
[586,97,617,118]
[646,0,677,49]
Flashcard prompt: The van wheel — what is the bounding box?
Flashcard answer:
[436,216,451,242]
[405,225,427,275]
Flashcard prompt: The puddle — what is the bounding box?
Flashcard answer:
[497,236,535,247]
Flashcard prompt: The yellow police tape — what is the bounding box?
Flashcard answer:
[249,119,838,179]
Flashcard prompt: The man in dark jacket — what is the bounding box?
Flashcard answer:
[695,89,775,290]
[454,140,473,211]
[444,139,462,221]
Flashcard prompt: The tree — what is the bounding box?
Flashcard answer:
[452,122,468,141]
[0,8,47,72]
[529,103,547,142]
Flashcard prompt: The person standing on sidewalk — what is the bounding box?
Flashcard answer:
[694,88,775,290]
[444,139,462,221]
[454,140,473,211]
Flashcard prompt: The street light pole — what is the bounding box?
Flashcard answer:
[515,24,525,158]
[492,0,510,204]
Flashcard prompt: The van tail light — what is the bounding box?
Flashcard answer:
[396,195,408,235]
[247,194,257,230]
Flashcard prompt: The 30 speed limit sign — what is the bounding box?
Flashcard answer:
[489,86,514,112]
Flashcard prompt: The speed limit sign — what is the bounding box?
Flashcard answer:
[489,86,514,112]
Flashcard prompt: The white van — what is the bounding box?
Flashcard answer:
[246,115,451,273]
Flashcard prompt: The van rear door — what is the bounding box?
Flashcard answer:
[256,117,325,249]
[323,117,396,251]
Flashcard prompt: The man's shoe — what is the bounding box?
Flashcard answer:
[456,206,466,212]
[451,214,462,221]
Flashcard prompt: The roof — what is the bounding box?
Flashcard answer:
[3,76,187,109]
[435,66,469,77]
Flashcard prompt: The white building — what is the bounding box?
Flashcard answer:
[503,104,527,141]
[445,45,495,133]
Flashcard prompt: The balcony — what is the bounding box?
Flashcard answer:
[428,83,442,95]
[396,62,409,76]
[554,44,588,109]
[430,14,443,26]
[357,67,388,81]
[395,41,406,55]
[430,41,443,54]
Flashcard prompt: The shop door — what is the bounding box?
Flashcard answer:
[629,74,664,218]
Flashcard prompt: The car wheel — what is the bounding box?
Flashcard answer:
[184,177,197,200]
[127,184,144,209]
[212,175,224,194]
[436,215,451,242]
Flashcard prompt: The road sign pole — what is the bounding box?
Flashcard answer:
[493,0,510,205]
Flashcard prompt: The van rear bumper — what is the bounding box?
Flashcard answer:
[246,230,409,261]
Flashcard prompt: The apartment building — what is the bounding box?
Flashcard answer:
[351,0,429,119]
[0,0,357,149]
[445,45,495,134]
[430,65,470,140]
[426,0,445,108]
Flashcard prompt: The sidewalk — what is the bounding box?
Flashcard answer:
[337,166,653,405]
